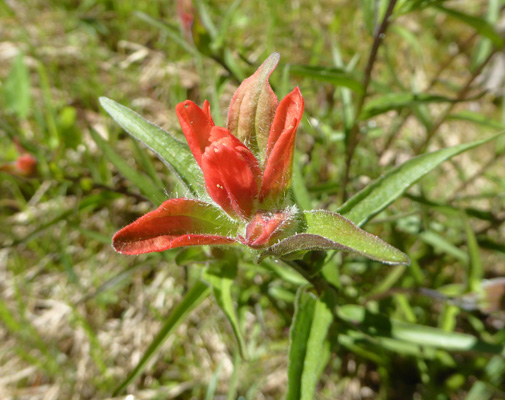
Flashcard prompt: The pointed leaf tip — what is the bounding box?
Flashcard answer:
[227,53,280,153]
[262,210,410,265]
[262,52,281,74]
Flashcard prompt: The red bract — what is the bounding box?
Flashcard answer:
[0,140,37,177]
[113,53,304,255]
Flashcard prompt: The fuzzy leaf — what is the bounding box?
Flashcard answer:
[261,210,409,265]
[99,97,205,197]
[227,53,279,153]
[338,133,504,227]
[112,199,237,255]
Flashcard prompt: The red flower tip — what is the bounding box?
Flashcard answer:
[242,209,298,248]
[0,153,37,177]
[176,100,215,167]
[15,154,37,176]
[177,0,195,38]
[260,87,304,206]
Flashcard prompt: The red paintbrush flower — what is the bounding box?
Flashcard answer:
[108,53,409,267]
[113,53,304,255]
[0,139,37,177]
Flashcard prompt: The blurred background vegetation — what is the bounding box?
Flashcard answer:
[1,0,505,399]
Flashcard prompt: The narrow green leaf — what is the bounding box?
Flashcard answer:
[367,264,407,297]
[391,25,424,58]
[204,261,247,360]
[261,260,308,286]
[406,194,498,223]
[226,351,241,400]
[394,293,417,323]
[79,265,150,303]
[262,210,410,265]
[331,42,355,136]
[361,0,376,35]
[338,305,505,354]
[338,133,504,227]
[205,362,224,400]
[289,64,364,94]
[99,97,206,197]
[360,92,463,120]
[194,0,217,39]
[3,53,31,119]
[419,230,469,263]
[74,226,111,245]
[438,303,460,332]
[287,289,334,400]
[300,290,334,400]
[434,5,504,49]
[337,334,386,364]
[89,128,164,205]
[286,288,316,400]
[448,110,505,130]
[113,280,211,396]
[36,63,60,149]
[470,0,500,69]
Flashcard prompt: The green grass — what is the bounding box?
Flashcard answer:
[1,0,505,399]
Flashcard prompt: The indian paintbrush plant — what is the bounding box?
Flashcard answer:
[107,53,409,267]
[101,52,411,395]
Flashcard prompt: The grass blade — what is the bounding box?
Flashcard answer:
[360,92,465,120]
[434,5,504,49]
[299,290,334,400]
[286,288,316,400]
[3,53,31,119]
[112,280,211,395]
[286,288,334,400]
[204,261,247,360]
[289,64,364,94]
[338,305,505,354]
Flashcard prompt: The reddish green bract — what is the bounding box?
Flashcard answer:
[110,53,409,267]
[112,53,305,255]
